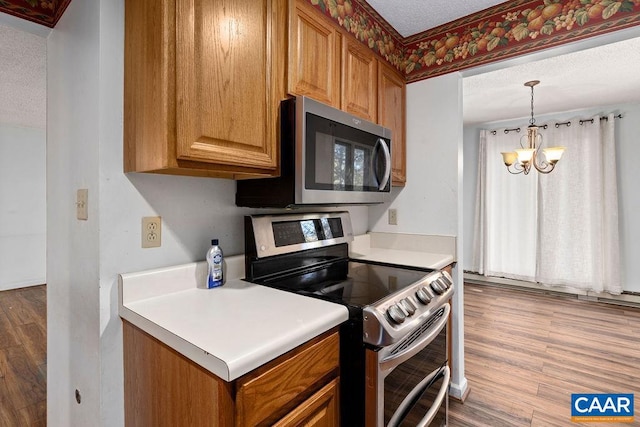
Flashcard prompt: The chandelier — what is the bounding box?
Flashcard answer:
[501,80,565,174]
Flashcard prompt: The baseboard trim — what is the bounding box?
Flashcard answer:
[464,272,640,308]
[449,378,469,402]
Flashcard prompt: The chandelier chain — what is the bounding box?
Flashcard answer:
[530,84,536,126]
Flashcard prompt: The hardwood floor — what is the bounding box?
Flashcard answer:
[0,285,46,426]
[450,283,640,427]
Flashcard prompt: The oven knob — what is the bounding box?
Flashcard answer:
[400,298,416,316]
[386,304,406,324]
[415,288,431,305]
[430,281,444,295]
[442,276,452,288]
[436,277,449,290]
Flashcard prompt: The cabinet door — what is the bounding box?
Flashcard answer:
[378,61,406,186]
[123,321,235,427]
[342,38,377,122]
[273,379,340,427]
[175,0,285,172]
[288,0,341,108]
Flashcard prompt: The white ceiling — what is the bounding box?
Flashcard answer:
[366,1,640,125]
[366,0,505,38]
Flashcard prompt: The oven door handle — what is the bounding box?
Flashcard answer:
[388,365,450,427]
[379,303,450,373]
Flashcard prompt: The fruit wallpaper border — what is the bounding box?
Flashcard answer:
[0,0,72,28]
[306,0,640,83]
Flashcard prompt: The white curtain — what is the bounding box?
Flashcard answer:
[472,128,538,281]
[472,115,621,294]
[536,115,621,293]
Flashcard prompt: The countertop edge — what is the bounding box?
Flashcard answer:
[119,283,348,382]
[119,304,231,380]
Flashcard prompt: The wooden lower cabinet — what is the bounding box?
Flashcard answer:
[123,321,340,426]
[273,379,339,427]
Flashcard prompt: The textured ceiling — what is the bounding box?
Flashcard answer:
[366,0,506,37]
[463,36,640,125]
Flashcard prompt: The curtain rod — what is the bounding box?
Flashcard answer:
[490,114,623,135]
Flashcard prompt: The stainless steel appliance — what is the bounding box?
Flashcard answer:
[236,96,392,208]
[244,212,453,426]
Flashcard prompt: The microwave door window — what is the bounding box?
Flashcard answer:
[333,140,348,190]
[313,132,335,189]
[354,146,372,190]
[333,140,372,190]
[304,112,387,192]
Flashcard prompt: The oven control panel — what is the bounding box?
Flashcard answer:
[246,211,354,259]
[363,270,454,347]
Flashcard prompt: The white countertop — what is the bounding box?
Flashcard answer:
[119,258,348,382]
[349,232,456,270]
[350,247,454,270]
[119,233,454,382]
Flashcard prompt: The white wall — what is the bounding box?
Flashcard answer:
[371,73,468,399]
[47,1,369,424]
[0,24,46,291]
[463,102,640,293]
[0,125,46,290]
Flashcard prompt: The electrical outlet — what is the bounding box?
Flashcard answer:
[76,189,88,220]
[388,209,398,225]
[142,216,161,248]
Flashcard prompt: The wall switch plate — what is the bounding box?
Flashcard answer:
[142,216,161,248]
[388,209,397,225]
[77,189,88,220]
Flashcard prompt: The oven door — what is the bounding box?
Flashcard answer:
[366,303,450,427]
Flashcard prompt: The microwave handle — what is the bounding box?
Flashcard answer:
[375,138,391,190]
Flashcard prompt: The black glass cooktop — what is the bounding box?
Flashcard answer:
[256,259,433,308]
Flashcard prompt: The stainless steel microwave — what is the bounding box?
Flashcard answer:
[236,96,392,208]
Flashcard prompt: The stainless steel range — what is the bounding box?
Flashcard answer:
[244,211,453,426]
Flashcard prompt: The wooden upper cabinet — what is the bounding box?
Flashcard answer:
[342,37,377,122]
[124,0,286,178]
[378,61,406,186]
[288,0,341,108]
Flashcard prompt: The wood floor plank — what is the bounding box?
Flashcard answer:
[0,308,20,349]
[450,283,640,427]
[0,292,41,326]
[0,286,46,425]
[16,400,46,427]
[0,346,46,411]
[15,322,47,368]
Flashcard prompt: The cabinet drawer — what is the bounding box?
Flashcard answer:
[235,331,340,427]
[273,378,339,427]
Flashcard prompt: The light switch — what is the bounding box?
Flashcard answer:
[388,209,397,225]
[77,189,88,220]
